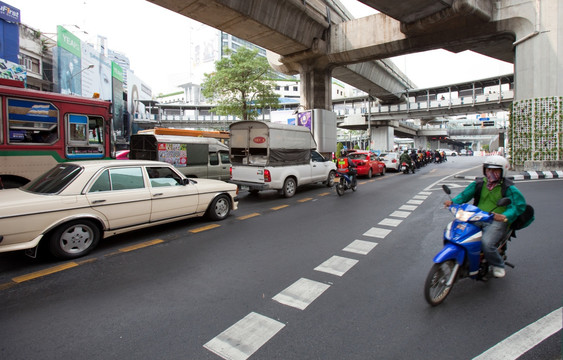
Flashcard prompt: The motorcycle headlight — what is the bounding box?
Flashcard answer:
[455,209,476,222]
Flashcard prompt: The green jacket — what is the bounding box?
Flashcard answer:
[452,178,527,223]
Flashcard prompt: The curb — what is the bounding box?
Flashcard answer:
[455,171,563,181]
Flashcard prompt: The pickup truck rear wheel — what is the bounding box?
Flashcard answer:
[326,170,336,187]
[282,177,297,198]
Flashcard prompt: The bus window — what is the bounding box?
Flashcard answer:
[7,98,59,144]
[89,117,104,145]
[66,114,105,159]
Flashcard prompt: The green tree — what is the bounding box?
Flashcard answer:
[202,48,280,121]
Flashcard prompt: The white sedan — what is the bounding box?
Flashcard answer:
[379,152,401,171]
[0,160,238,259]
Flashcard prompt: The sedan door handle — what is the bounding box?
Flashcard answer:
[153,193,164,196]
[92,199,106,204]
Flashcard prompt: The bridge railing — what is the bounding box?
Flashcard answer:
[334,89,514,117]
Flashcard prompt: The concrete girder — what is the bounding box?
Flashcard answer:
[329,12,516,66]
[147,0,332,56]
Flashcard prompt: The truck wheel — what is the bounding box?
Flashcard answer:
[326,171,336,187]
[282,177,297,198]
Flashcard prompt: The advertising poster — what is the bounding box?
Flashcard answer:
[57,26,82,95]
[298,110,312,130]
[157,143,187,167]
[81,42,111,100]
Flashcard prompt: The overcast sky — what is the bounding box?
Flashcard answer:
[16,0,513,94]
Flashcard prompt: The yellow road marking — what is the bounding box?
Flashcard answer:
[318,192,331,196]
[119,239,164,252]
[237,213,261,220]
[12,262,79,283]
[298,198,313,202]
[189,224,221,233]
[271,205,289,210]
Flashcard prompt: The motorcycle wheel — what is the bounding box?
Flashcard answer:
[424,260,455,306]
[351,183,357,191]
[336,182,345,196]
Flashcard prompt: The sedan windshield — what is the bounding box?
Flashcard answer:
[22,164,82,194]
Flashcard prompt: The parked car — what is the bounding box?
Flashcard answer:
[116,150,130,160]
[347,150,386,178]
[0,160,238,259]
[379,152,400,171]
[460,149,474,156]
[438,148,458,157]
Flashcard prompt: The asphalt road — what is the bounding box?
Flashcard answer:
[1,156,561,360]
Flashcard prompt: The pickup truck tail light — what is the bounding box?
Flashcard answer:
[264,169,271,182]
[230,167,232,179]
[392,159,397,163]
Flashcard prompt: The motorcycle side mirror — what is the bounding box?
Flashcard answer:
[497,197,511,207]
[442,185,451,195]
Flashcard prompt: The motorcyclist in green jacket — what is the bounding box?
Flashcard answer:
[444,156,527,278]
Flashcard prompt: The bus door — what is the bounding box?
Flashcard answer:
[66,114,105,159]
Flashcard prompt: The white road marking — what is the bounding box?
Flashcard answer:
[419,191,432,195]
[412,195,428,200]
[407,199,424,205]
[204,312,285,360]
[472,307,562,360]
[314,256,359,276]
[363,227,392,239]
[272,278,331,310]
[389,210,411,218]
[379,218,403,227]
[399,205,418,211]
[342,240,378,255]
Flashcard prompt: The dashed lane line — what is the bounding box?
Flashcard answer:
[271,204,289,210]
[236,213,261,220]
[203,312,285,360]
[12,262,79,283]
[314,255,359,277]
[342,240,378,255]
[189,224,221,233]
[272,277,331,311]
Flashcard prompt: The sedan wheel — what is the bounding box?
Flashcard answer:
[208,194,231,220]
[49,220,100,259]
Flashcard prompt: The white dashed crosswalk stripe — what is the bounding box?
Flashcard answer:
[204,312,285,360]
[412,195,428,200]
[399,205,418,211]
[314,256,359,276]
[389,210,411,218]
[342,240,378,255]
[407,199,424,205]
[379,218,403,227]
[272,278,331,310]
[419,191,432,195]
[363,227,392,238]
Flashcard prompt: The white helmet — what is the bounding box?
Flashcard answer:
[483,155,509,177]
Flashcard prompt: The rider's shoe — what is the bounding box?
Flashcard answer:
[492,266,505,278]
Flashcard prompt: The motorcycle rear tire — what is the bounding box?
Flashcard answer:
[424,260,455,306]
[336,182,345,196]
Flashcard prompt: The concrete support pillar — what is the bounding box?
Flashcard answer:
[414,136,428,150]
[299,63,332,111]
[369,126,394,152]
[509,0,563,170]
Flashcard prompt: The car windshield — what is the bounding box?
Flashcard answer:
[22,164,82,194]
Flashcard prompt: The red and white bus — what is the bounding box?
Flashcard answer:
[0,79,114,188]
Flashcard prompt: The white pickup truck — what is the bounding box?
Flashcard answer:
[229,121,337,198]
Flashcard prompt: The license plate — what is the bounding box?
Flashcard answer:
[240,185,249,191]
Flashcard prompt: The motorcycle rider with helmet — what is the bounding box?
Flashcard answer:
[400,149,414,172]
[337,151,358,187]
[444,156,527,278]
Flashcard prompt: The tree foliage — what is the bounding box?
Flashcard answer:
[201,48,280,121]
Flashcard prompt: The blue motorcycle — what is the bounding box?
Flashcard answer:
[424,185,513,306]
[335,169,357,196]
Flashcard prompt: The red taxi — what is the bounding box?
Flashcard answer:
[348,151,386,178]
